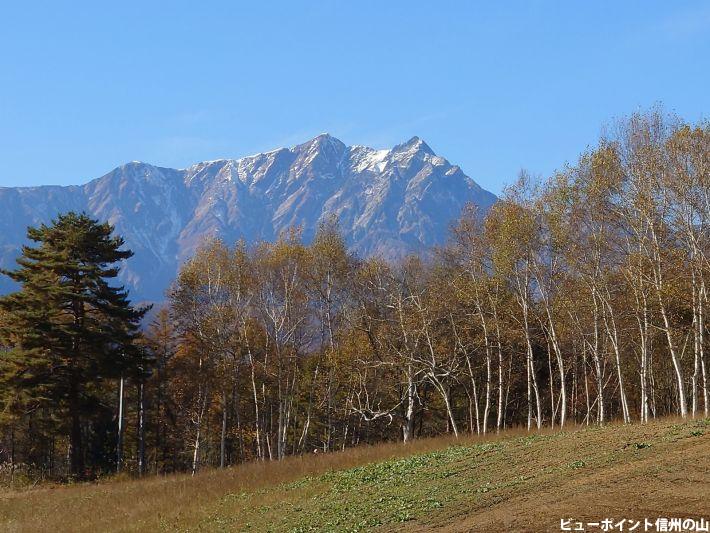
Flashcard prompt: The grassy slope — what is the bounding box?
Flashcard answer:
[0,418,708,532]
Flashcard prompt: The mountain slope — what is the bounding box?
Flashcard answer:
[0,135,497,301]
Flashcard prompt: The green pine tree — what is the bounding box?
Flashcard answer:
[0,212,151,477]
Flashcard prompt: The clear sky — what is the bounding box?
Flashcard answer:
[0,2,708,194]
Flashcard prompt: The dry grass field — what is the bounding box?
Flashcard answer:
[0,418,707,532]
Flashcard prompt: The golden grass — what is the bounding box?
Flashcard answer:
[0,425,552,532]
[0,418,703,532]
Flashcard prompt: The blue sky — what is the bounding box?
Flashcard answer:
[0,2,708,194]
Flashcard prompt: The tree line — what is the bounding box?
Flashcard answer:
[0,109,707,480]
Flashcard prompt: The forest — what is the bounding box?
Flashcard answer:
[0,109,707,481]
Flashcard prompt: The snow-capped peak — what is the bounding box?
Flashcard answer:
[0,134,497,302]
[392,136,435,156]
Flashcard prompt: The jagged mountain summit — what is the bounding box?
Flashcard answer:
[0,134,497,301]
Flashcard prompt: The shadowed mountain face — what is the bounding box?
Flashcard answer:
[0,134,497,302]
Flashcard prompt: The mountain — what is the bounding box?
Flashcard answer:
[0,134,497,302]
